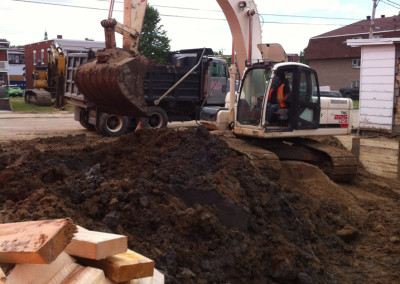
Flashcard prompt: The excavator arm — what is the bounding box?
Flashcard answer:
[74,0,284,117]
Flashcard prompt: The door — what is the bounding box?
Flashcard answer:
[236,68,267,126]
[294,68,320,129]
[206,60,228,105]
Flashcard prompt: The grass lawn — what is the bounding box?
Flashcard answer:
[353,100,359,110]
[10,97,74,113]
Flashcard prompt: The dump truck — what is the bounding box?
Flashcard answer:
[65,48,229,136]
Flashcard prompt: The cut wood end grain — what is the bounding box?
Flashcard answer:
[0,219,77,264]
[65,230,128,260]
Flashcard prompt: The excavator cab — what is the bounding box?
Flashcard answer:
[232,62,353,139]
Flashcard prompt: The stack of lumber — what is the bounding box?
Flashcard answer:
[0,219,164,284]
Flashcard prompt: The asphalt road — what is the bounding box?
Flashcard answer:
[0,110,359,141]
[0,112,200,141]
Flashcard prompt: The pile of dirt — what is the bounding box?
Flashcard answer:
[1,127,400,283]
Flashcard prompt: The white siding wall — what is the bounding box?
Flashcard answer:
[359,45,395,132]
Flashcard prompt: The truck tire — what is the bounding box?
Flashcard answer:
[97,112,129,137]
[142,106,168,129]
[79,109,95,131]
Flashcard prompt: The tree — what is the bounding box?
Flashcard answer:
[299,47,308,64]
[138,5,171,63]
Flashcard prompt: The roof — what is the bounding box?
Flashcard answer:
[305,15,400,60]
[26,38,105,52]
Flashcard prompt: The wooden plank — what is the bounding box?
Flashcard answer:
[360,99,394,109]
[65,229,128,260]
[49,263,106,284]
[351,137,360,161]
[76,249,154,282]
[0,267,7,284]
[104,268,164,284]
[362,59,395,68]
[0,219,77,264]
[7,252,76,284]
[362,67,394,76]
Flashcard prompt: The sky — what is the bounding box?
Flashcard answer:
[0,0,399,54]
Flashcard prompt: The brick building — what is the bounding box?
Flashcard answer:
[0,39,10,85]
[305,15,400,91]
[25,36,105,89]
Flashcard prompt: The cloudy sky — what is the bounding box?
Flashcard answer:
[0,0,399,54]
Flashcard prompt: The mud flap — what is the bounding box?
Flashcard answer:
[74,49,150,117]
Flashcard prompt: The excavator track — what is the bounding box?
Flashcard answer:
[293,138,358,182]
[254,138,358,183]
[217,132,358,183]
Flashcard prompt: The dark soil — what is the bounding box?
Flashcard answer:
[0,126,399,283]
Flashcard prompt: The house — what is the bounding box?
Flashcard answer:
[305,15,400,91]
[24,36,105,89]
[347,38,400,134]
[0,39,10,86]
[8,48,25,89]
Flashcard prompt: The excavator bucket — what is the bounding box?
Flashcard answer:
[74,49,150,117]
[24,89,53,106]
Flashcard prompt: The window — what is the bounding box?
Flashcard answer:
[0,74,4,83]
[373,35,383,39]
[237,68,268,126]
[211,62,227,77]
[352,59,361,68]
[41,49,45,64]
[33,50,37,65]
[352,81,360,88]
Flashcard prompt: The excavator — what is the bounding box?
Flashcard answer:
[25,43,66,108]
[73,0,358,182]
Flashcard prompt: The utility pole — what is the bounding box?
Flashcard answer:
[369,0,378,39]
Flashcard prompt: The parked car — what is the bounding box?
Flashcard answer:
[320,91,342,98]
[339,88,359,100]
[4,85,24,97]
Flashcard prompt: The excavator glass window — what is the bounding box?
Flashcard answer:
[237,68,268,126]
[295,68,320,129]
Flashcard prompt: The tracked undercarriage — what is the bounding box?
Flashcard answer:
[218,132,358,183]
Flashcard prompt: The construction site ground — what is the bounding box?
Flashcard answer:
[1,113,400,283]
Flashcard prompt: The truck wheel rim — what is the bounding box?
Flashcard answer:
[148,113,162,128]
[106,115,123,132]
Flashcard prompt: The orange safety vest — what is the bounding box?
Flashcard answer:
[277,84,286,108]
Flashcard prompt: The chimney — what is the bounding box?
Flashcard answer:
[381,15,385,18]
[57,35,62,39]
[366,16,371,20]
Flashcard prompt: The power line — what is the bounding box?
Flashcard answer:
[381,0,400,9]
[6,0,361,26]
[86,0,362,21]
[10,0,108,11]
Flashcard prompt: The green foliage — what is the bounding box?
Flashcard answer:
[299,47,308,64]
[139,5,171,63]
